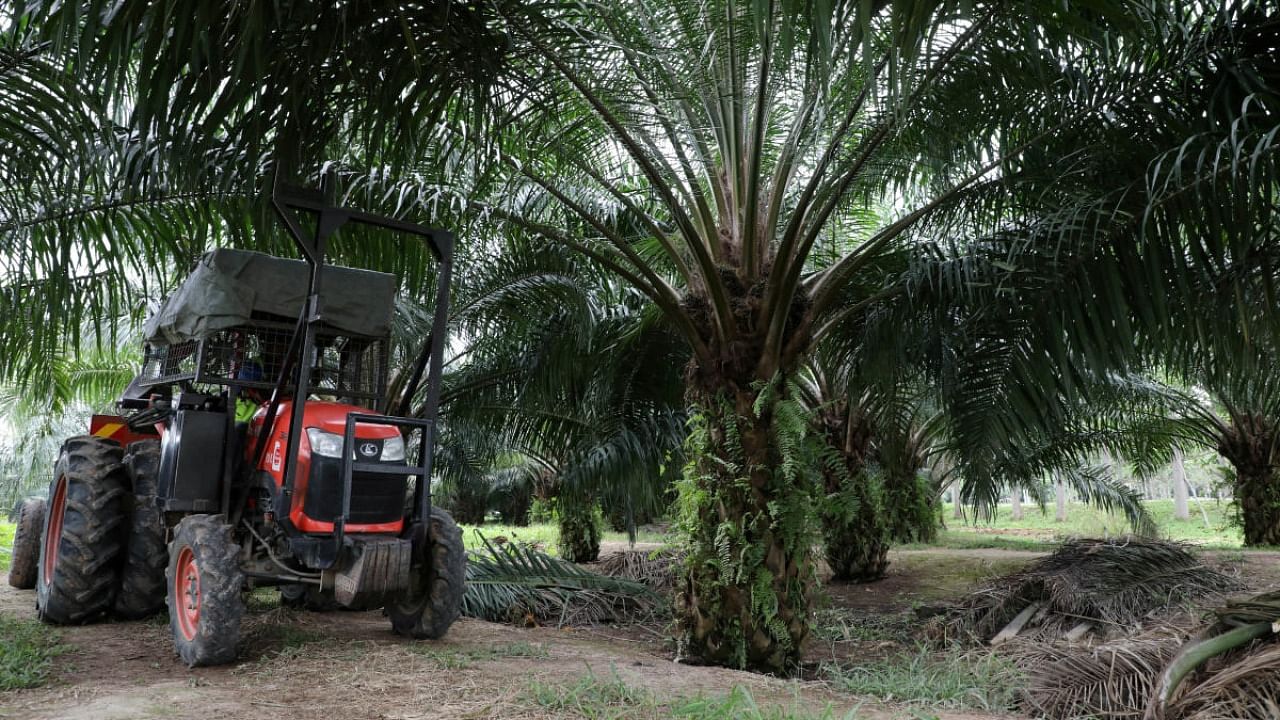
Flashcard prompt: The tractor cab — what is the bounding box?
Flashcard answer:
[135,249,412,542]
[31,183,466,667]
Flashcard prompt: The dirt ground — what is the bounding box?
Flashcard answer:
[2,547,1275,720]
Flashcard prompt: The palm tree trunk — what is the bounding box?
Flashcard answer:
[556,498,601,562]
[1055,475,1068,522]
[813,407,888,582]
[1172,448,1190,521]
[1235,467,1280,546]
[1010,489,1023,520]
[1218,414,1280,546]
[885,471,938,544]
[676,379,815,672]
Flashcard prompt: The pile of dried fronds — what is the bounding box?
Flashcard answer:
[1018,590,1280,720]
[461,535,661,627]
[590,548,683,591]
[929,538,1241,645]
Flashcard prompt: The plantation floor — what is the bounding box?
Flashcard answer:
[2,546,1276,720]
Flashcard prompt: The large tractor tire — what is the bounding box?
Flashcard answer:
[113,440,168,619]
[389,506,466,639]
[36,436,129,624]
[8,497,47,589]
[167,514,244,667]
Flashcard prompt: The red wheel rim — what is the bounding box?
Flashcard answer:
[174,547,201,641]
[42,476,67,585]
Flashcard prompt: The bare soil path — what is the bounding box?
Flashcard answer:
[4,545,1270,720]
[0,582,1005,720]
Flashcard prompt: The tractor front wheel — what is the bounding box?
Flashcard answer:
[167,515,244,667]
[36,436,129,623]
[8,497,47,589]
[388,507,465,639]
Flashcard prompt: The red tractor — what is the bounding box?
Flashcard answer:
[30,184,464,666]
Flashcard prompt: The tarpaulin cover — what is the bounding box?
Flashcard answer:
[143,249,397,344]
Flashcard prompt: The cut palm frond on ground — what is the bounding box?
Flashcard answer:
[1019,634,1187,719]
[590,549,683,593]
[1143,590,1280,720]
[930,539,1241,645]
[462,534,661,627]
[1165,642,1280,720]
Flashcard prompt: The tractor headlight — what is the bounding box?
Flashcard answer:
[381,435,406,462]
[306,428,346,459]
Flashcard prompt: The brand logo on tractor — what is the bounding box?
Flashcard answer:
[359,442,379,458]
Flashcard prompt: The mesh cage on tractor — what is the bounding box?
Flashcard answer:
[29,178,467,667]
[139,322,390,402]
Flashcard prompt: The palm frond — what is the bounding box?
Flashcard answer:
[462,533,660,627]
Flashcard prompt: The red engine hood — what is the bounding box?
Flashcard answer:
[255,400,401,439]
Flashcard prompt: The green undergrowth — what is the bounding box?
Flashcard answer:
[0,522,14,572]
[0,613,69,691]
[408,641,549,669]
[810,608,915,644]
[821,646,1021,712]
[524,671,857,719]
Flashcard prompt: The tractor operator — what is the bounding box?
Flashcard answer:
[235,359,266,424]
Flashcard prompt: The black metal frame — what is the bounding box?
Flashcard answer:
[246,179,453,566]
[336,414,434,556]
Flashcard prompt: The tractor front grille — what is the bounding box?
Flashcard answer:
[303,455,407,526]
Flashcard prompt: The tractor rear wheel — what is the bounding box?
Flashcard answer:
[36,436,129,624]
[114,440,167,619]
[8,497,47,589]
[388,507,465,639]
[167,514,244,667]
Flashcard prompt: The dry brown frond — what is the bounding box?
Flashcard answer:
[1018,634,1187,719]
[591,548,683,592]
[1169,642,1280,720]
[928,538,1242,645]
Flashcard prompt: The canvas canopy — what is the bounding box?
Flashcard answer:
[144,249,397,345]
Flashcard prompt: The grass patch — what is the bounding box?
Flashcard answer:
[884,553,1032,603]
[811,608,913,644]
[524,671,856,719]
[0,522,14,573]
[459,522,670,556]
[899,531,1052,552]
[408,641,549,669]
[822,646,1021,712]
[938,498,1243,548]
[0,613,69,690]
[258,624,325,651]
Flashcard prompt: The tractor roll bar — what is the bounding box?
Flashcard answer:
[249,178,453,531]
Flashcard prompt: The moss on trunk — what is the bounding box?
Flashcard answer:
[556,500,602,563]
[674,381,817,672]
[813,403,890,582]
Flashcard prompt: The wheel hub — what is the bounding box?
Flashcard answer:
[174,547,201,641]
[41,476,68,584]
